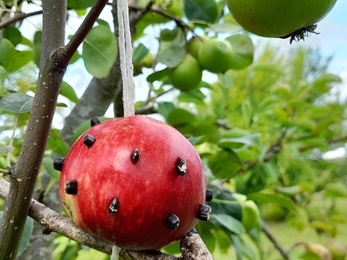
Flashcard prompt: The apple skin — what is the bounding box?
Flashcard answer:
[197,38,234,73]
[226,0,337,38]
[168,54,202,91]
[59,115,206,250]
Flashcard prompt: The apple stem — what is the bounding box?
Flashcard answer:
[117,0,135,117]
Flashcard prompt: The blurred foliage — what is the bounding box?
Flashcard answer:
[1,0,347,259]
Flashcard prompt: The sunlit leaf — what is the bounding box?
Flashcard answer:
[82,26,117,78]
[217,133,260,150]
[324,182,347,198]
[133,43,149,64]
[60,81,79,103]
[72,117,109,143]
[158,102,175,119]
[210,214,244,234]
[33,30,42,66]
[158,29,186,68]
[184,0,219,23]
[47,129,69,156]
[43,157,60,179]
[147,68,169,83]
[167,108,195,127]
[208,149,244,179]
[225,34,254,70]
[67,0,96,10]
[247,192,296,212]
[3,27,22,46]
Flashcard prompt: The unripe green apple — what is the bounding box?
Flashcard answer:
[168,55,202,91]
[197,38,234,73]
[186,36,205,59]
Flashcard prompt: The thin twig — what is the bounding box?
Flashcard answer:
[261,223,290,260]
[0,10,42,29]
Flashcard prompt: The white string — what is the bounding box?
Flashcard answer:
[117,0,135,117]
[111,245,120,260]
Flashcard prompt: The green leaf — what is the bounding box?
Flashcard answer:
[67,0,96,10]
[178,89,206,105]
[18,215,34,257]
[133,43,149,64]
[313,73,341,92]
[215,229,232,252]
[47,129,69,156]
[33,31,42,66]
[158,102,175,119]
[208,149,243,179]
[0,39,16,69]
[217,133,260,150]
[72,117,109,143]
[82,25,117,78]
[0,144,14,155]
[59,243,80,260]
[184,0,219,23]
[300,251,323,260]
[0,39,33,72]
[208,189,242,221]
[147,68,169,83]
[225,34,254,70]
[324,182,347,198]
[230,235,243,260]
[60,81,79,103]
[43,157,60,179]
[162,240,180,255]
[188,136,207,146]
[166,108,195,127]
[3,27,22,46]
[241,99,253,127]
[247,192,296,212]
[158,29,186,68]
[0,211,34,257]
[0,93,33,114]
[96,18,111,29]
[196,222,217,252]
[210,214,245,234]
[9,50,33,72]
[276,185,301,196]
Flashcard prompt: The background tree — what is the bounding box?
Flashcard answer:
[0,0,346,259]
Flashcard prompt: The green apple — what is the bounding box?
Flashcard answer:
[168,55,202,91]
[197,38,234,73]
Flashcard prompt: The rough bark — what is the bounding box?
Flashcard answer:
[0,1,67,258]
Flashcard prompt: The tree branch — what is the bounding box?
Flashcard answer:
[0,1,109,258]
[0,10,43,29]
